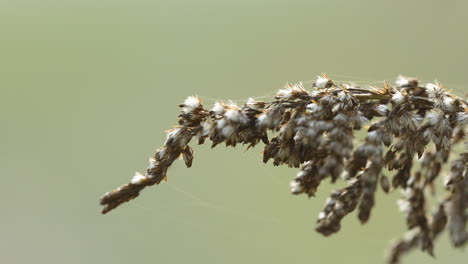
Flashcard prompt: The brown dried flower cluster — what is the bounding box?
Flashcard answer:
[100,74,467,263]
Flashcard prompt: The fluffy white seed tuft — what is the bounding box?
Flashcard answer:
[202,122,213,136]
[216,119,227,130]
[442,96,456,112]
[182,96,201,113]
[276,88,293,99]
[426,110,442,126]
[315,76,330,89]
[290,180,302,193]
[225,109,240,122]
[306,103,323,115]
[212,102,225,115]
[397,199,411,213]
[391,91,405,105]
[395,75,410,87]
[246,98,259,109]
[221,125,235,137]
[425,83,443,97]
[257,112,272,128]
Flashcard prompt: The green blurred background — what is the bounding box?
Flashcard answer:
[1,0,467,263]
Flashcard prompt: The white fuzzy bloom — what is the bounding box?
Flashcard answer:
[315,76,329,89]
[395,75,410,87]
[290,180,302,193]
[397,199,411,213]
[276,83,307,99]
[225,109,249,125]
[318,211,326,220]
[374,104,389,115]
[227,101,238,108]
[216,119,227,129]
[442,96,456,111]
[403,187,414,197]
[212,102,225,115]
[182,96,201,113]
[131,172,146,185]
[202,122,213,136]
[337,91,349,101]
[276,88,293,99]
[296,170,307,179]
[257,112,270,128]
[331,104,342,113]
[246,98,258,108]
[321,94,336,105]
[426,110,441,126]
[290,180,300,188]
[425,83,442,97]
[221,125,235,137]
[391,91,405,105]
[225,109,240,122]
[306,103,323,114]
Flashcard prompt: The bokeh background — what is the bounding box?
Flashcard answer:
[1,0,467,263]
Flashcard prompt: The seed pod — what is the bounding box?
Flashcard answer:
[381,174,390,193]
[182,146,194,168]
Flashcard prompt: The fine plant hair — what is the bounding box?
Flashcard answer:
[100,74,467,263]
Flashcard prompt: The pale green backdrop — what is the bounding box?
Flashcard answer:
[1,0,467,263]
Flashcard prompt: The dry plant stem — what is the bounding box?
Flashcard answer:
[100,74,467,263]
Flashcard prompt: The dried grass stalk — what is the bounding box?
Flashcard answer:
[100,74,467,263]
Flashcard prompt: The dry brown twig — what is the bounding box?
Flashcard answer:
[99,74,467,263]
